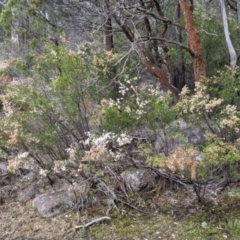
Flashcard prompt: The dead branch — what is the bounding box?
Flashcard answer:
[67,216,111,233]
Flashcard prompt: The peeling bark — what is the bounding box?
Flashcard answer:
[177,0,206,81]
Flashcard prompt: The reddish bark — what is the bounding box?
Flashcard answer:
[177,0,206,81]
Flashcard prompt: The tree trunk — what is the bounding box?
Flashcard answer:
[220,0,237,70]
[177,0,206,81]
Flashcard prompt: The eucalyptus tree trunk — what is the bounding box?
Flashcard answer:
[220,0,237,70]
[177,0,206,81]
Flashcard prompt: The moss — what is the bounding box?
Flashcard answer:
[73,192,240,240]
[3,188,240,240]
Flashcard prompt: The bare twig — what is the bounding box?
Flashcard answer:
[67,216,111,233]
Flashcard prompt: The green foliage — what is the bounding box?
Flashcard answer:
[172,67,240,180]
[0,0,24,35]
[0,0,240,194]
[201,133,240,180]
[0,0,60,54]
[144,93,176,130]
[177,68,240,142]
[101,105,136,132]
[205,67,240,107]
[194,6,230,75]
[145,67,240,181]
[0,44,120,167]
[100,83,177,133]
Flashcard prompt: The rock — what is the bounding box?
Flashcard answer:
[120,168,157,192]
[17,185,38,202]
[32,181,90,217]
[32,190,77,217]
[155,135,179,155]
[16,167,31,177]
[20,171,35,182]
[0,162,8,176]
[185,127,205,145]
[155,120,205,155]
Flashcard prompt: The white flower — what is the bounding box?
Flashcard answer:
[18,152,29,159]
[39,168,47,177]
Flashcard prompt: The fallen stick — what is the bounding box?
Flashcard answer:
[67,216,111,233]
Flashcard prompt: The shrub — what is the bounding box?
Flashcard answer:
[0,44,119,173]
[176,69,240,142]
[147,69,240,182]
[100,82,177,133]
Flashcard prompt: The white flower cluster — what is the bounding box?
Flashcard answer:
[118,75,137,95]
[65,147,76,159]
[81,132,115,162]
[136,97,148,109]
[101,98,120,109]
[87,132,133,148]
[80,131,133,162]
[7,151,34,174]
[116,133,133,147]
[148,84,163,97]
[118,81,129,96]
[39,168,47,177]
[53,160,67,173]
[218,105,240,132]
[7,159,19,173]
[178,82,223,115]
[101,78,168,122]
[204,98,223,112]
[18,151,29,159]
[84,131,116,148]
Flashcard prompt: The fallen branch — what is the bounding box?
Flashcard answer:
[67,216,111,233]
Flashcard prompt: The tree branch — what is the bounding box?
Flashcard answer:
[136,7,185,29]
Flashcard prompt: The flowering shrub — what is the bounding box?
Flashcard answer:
[147,146,199,179]
[202,134,240,180]
[84,131,132,160]
[176,81,223,127]
[7,151,30,173]
[100,80,176,133]
[208,67,240,107]
[147,68,240,181]
[177,71,240,141]
[1,41,239,188]
[0,44,120,174]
